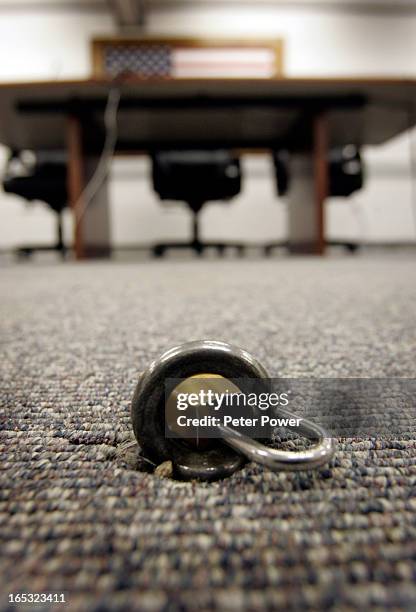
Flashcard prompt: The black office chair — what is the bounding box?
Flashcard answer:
[328,145,363,198]
[266,145,365,253]
[2,151,68,258]
[327,145,364,252]
[151,150,244,256]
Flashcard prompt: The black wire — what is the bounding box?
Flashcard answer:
[407,102,416,240]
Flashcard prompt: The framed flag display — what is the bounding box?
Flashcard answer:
[91,37,284,80]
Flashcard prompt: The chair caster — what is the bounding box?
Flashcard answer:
[153,245,165,258]
[16,248,33,260]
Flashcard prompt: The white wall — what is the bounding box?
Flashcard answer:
[0,0,415,249]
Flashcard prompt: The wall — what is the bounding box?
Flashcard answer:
[0,0,415,249]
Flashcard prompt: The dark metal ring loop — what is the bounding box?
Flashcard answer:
[131,340,269,480]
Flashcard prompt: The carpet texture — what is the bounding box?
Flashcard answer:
[1,255,416,611]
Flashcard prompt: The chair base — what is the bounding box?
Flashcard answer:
[327,240,361,253]
[264,240,361,255]
[15,211,67,260]
[153,240,246,257]
[16,243,67,260]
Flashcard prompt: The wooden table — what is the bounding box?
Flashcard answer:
[1,77,415,257]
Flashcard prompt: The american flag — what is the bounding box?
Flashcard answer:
[105,44,277,79]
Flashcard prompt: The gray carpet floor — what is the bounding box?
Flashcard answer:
[1,254,416,611]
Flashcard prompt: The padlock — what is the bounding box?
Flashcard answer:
[131,340,334,481]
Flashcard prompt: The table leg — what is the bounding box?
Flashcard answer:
[313,111,329,255]
[66,114,111,260]
[67,115,85,259]
[287,112,329,254]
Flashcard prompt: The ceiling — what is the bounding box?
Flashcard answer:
[107,0,416,29]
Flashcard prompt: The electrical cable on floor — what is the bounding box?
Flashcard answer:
[74,86,121,227]
[407,103,416,240]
